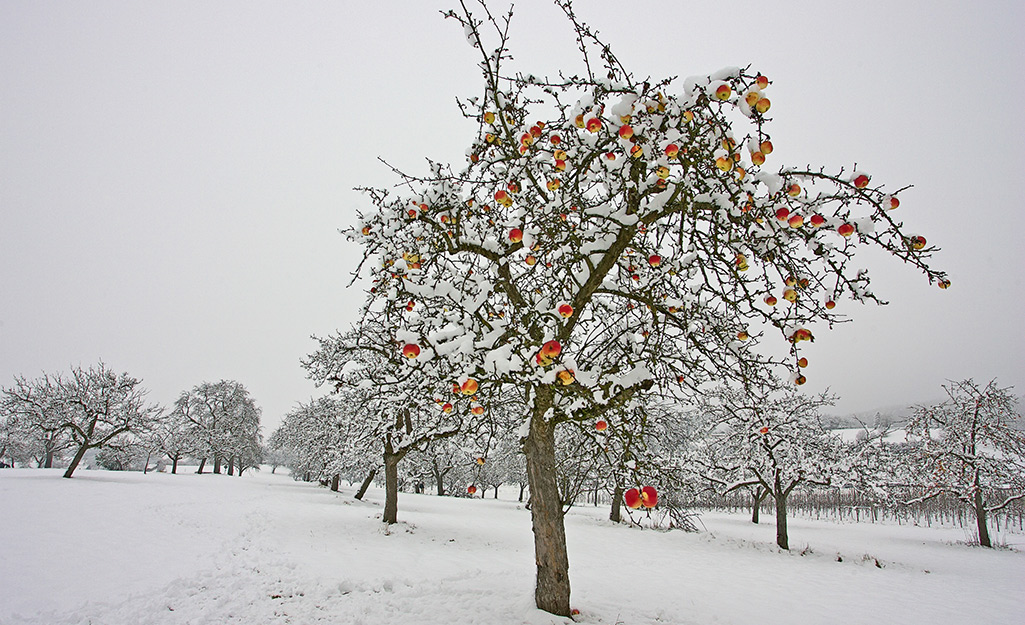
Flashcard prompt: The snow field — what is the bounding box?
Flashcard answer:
[1,468,1022,625]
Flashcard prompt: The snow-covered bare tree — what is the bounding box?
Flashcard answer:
[0,373,76,468]
[689,381,840,549]
[903,379,1025,548]
[340,0,945,614]
[1,364,161,478]
[170,380,262,476]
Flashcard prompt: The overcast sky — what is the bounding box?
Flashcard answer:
[2,0,1023,433]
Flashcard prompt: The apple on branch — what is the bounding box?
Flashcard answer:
[402,343,421,359]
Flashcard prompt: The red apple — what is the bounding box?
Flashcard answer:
[715,84,732,100]
[783,288,797,303]
[641,486,658,508]
[716,157,733,172]
[788,214,804,228]
[745,91,761,107]
[361,226,371,236]
[402,343,421,359]
[910,235,926,250]
[556,369,575,385]
[809,214,826,227]
[461,379,479,395]
[442,402,453,413]
[483,111,495,124]
[824,299,836,310]
[759,426,770,435]
[508,228,523,243]
[550,134,561,145]
[507,181,521,194]
[525,255,537,266]
[853,173,870,189]
[938,279,951,289]
[665,144,680,158]
[585,117,602,132]
[775,207,790,221]
[751,151,766,166]
[756,75,770,89]
[755,98,771,113]
[476,456,486,465]
[471,404,485,416]
[624,488,642,509]
[837,223,856,237]
[554,159,566,172]
[886,196,900,210]
[797,357,808,368]
[648,254,662,267]
[759,140,773,155]
[764,294,777,306]
[794,375,807,386]
[630,144,644,158]
[558,303,574,318]
[467,485,477,495]
[519,132,533,146]
[618,124,634,140]
[595,420,608,432]
[786,183,801,197]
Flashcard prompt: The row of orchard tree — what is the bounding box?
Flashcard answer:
[0,363,263,478]
[293,0,1017,615]
[272,361,1024,551]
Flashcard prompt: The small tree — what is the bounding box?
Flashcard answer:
[690,380,840,549]
[904,379,1025,548]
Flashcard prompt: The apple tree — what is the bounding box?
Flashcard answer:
[341,0,946,614]
[303,329,495,522]
[1,363,162,478]
[903,379,1025,548]
[688,380,841,549]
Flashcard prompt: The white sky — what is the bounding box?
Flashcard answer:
[2,0,1023,433]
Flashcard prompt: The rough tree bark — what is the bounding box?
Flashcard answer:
[973,472,991,548]
[752,486,767,524]
[331,474,340,492]
[522,387,571,617]
[197,458,206,474]
[355,469,376,500]
[610,483,624,523]
[62,444,90,479]
[383,453,401,524]
[774,477,789,550]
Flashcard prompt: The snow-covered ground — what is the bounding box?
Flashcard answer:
[1,468,1022,625]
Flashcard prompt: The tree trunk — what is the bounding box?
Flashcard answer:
[523,388,571,617]
[213,456,222,474]
[752,486,767,524]
[227,458,235,476]
[610,483,624,523]
[974,473,991,548]
[171,455,179,474]
[63,443,90,479]
[331,474,340,492]
[355,469,376,500]
[432,458,447,496]
[519,482,527,502]
[44,448,54,469]
[494,485,500,499]
[271,465,277,474]
[197,458,207,474]
[774,481,789,550]
[383,454,400,524]
[144,451,152,474]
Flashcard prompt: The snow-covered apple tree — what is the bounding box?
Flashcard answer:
[304,329,494,523]
[0,363,162,478]
[688,380,841,549]
[340,0,945,614]
[167,380,262,476]
[903,379,1024,548]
